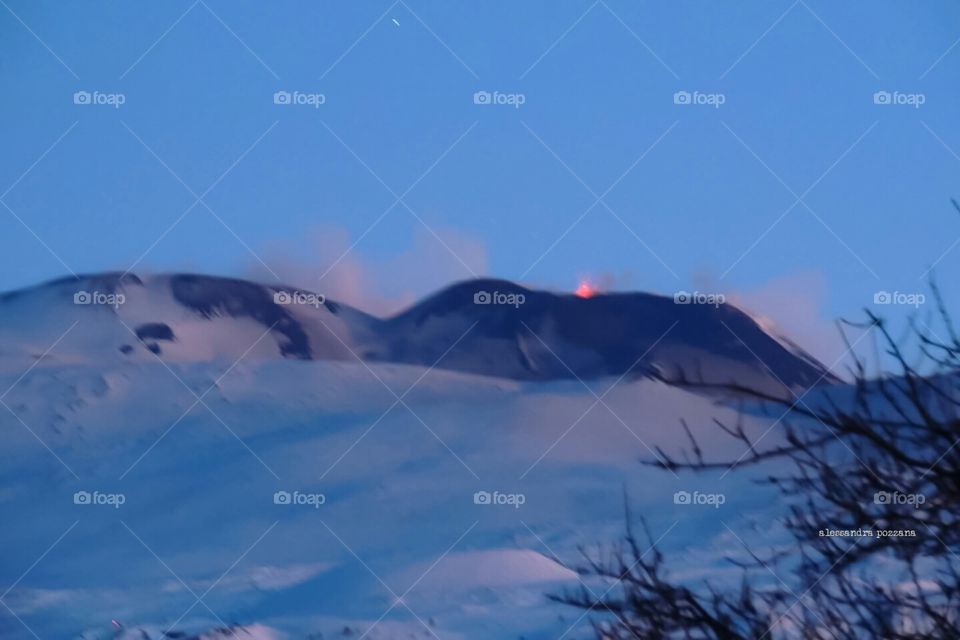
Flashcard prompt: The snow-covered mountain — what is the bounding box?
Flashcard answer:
[0,272,836,394]
[0,272,843,639]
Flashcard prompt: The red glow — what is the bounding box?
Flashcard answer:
[575,281,597,298]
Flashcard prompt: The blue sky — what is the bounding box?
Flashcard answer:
[2,1,959,349]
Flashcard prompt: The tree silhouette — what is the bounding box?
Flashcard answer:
[554,284,960,639]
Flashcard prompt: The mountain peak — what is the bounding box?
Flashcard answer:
[0,272,836,393]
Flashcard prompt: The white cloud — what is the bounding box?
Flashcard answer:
[246,225,488,316]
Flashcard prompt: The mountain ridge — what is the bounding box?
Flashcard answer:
[0,272,838,392]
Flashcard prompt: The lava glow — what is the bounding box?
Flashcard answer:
[574,280,597,298]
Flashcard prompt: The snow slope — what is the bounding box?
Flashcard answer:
[0,356,798,639]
